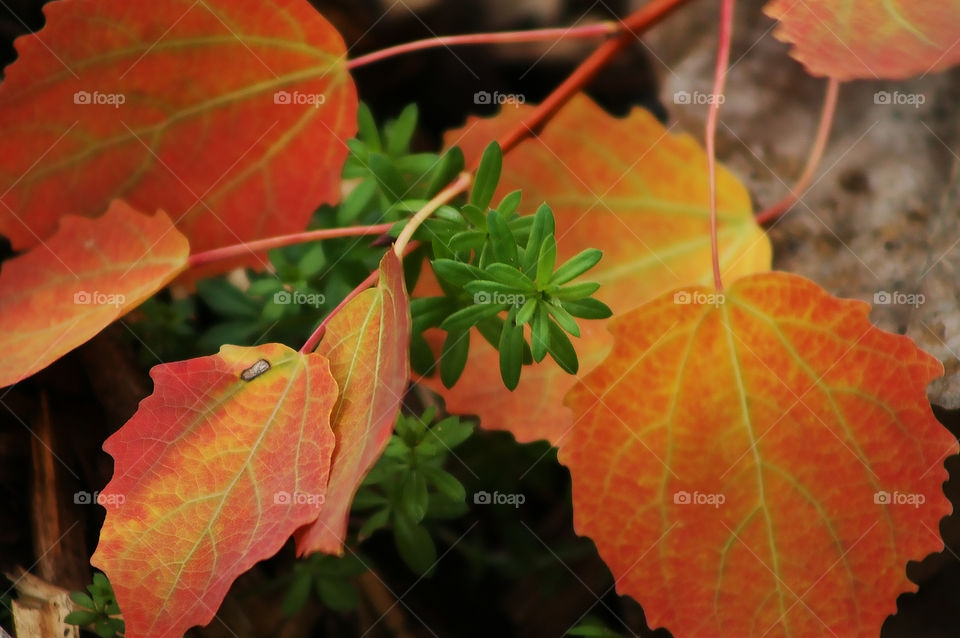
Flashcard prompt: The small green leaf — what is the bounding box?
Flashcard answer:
[440,302,508,332]
[411,296,456,332]
[546,301,581,337]
[516,298,538,326]
[356,103,382,151]
[196,279,258,318]
[431,259,486,287]
[368,152,408,200]
[460,203,487,229]
[536,234,558,285]
[551,248,603,285]
[550,281,601,300]
[386,104,419,157]
[70,591,97,610]
[358,507,391,540]
[401,471,429,523]
[531,307,550,362]
[421,465,466,502]
[547,320,578,373]
[441,329,471,388]
[338,178,378,224]
[522,204,555,274]
[485,263,536,291]
[282,572,312,616]
[316,578,359,612]
[418,416,474,454]
[65,610,99,626]
[410,332,437,377]
[561,298,613,320]
[496,190,523,217]
[394,514,437,575]
[427,146,466,197]
[486,209,519,265]
[499,307,524,390]
[471,142,503,210]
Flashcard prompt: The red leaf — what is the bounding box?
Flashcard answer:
[0,200,188,388]
[91,343,339,638]
[765,0,960,80]
[0,0,356,264]
[561,272,955,636]
[296,251,411,555]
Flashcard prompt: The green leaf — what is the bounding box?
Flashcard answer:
[440,302,508,332]
[70,591,97,609]
[522,204,555,274]
[550,248,603,285]
[282,571,312,616]
[498,307,524,390]
[401,471,429,524]
[316,578,359,612]
[65,610,99,626]
[356,102,382,151]
[441,329,470,388]
[561,298,613,320]
[410,332,437,377]
[431,259,485,287]
[358,507,391,540]
[546,301,581,337]
[485,263,536,291]
[547,319,578,373]
[417,416,474,454]
[531,307,550,363]
[550,281,600,300]
[516,297,538,326]
[411,296,456,332]
[460,203,487,229]
[449,230,487,253]
[536,233,558,285]
[297,244,327,278]
[486,209,519,266]
[368,152,408,200]
[386,104,418,157]
[427,146,465,198]
[394,514,437,575]
[421,465,466,502]
[196,279,258,318]
[338,178,378,224]
[496,190,523,217]
[471,142,503,210]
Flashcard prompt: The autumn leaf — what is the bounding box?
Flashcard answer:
[0,200,188,388]
[296,251,411,556]
[560,272,956,636]
[765,0,960,80]
[0,0,356,264]
[420,94,771,444]
[91,343,339,638]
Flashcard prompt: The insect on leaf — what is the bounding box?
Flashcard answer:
[92,343,339,638]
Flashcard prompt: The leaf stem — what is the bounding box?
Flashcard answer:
[346,23,619,70]
[187,223,395,268]
[706,0,735,292]
[496,0,694,156]
[393,172,473,257]
[754,78,840,225]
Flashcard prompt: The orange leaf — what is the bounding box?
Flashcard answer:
[561,272,955,636]
[421,95,770,444]
[0,0,356,262]
[91,343,339,638]
[0,200,188,388]
[295,251,411,555]
[765,1,960,80]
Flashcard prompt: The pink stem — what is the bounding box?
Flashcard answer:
[187,223,395,268]
[347,23,618,70]
[706,0,735,292]
[755,78,840,225]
